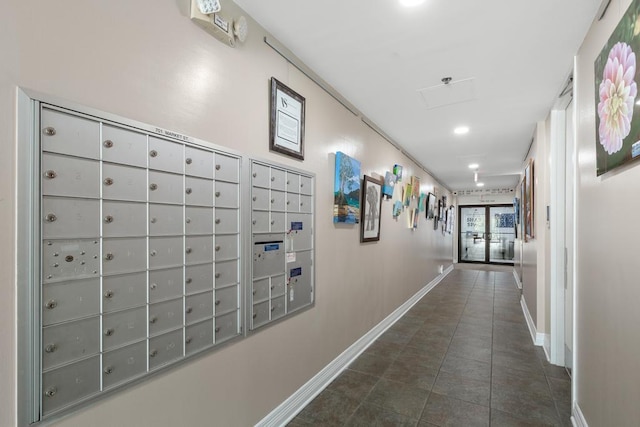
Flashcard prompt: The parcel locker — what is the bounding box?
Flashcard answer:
[214,153,239,183]
[148,170,184,205]
[42,197,99,239]
[149,267,183,303]
[102,307,147,351]
[286,213,313,252]
[42,239,100,283]
[102,124,148,168]
[42,153,100,199]
[103,237,147,275]
[102,340,147,389]
[148,136,184,174]
[102,272,147,313]
[41,355,100,416]
[42,278,100,326]
[287,250,314,312]
[149,328,183,370]
[149,236,184,270]
[149,298,183,336]
[102,201,147,237]
[102,163,147,202]
[185,319,214,355]
[41,108,100,160]
[185,146,214,179]
[42,316,100,371]
[149,204,184,236]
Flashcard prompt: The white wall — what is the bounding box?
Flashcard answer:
[0,2,453,426]
[574,0,640,424]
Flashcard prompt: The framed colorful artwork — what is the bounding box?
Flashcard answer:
[333,152,361,223]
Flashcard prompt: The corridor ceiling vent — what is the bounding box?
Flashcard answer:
[418,78,476,110]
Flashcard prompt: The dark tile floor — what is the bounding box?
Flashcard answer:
[288,267,572,426]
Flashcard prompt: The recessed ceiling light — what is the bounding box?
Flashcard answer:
[454,126,469,135]
[468,163,479,169]
[476,182,485,187]
[399,0,426,7]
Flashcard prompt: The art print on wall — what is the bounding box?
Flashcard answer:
[426,192,436,219]
[382,171,396,199]
[520,178,527,242]
[594,0,640,176]
[270,78,305,160]
[334,152,361,223]
[524,159,534,239]
[361,175,383,242]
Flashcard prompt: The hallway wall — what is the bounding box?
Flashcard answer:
[0,2,453,426]
[574,0,640,424]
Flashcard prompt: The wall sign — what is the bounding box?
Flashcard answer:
[269,77,305,160]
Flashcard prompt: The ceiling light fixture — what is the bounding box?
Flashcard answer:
[454,126,469,135]
[399,0,426,7]
[474,172,478,182]
[468,163,479,169]
[476,182,485,187]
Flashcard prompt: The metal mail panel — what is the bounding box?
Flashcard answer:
[214,234,238,261]
[102,201,147,238]
[286,192,300,213]
[214,181,239,208]
[252,236,285,279]
[149,236,184,270]
[252,278,270,303]
[271,295,286,321]
[270,168,286,191]
[286,172,300,193]
[270,190,286,212]
[214,285,238,314]
[271,274,286,298]
[42,316,100,371]
[214,259,238,288]
[300,175,313,195]
[102,307,147,351]
[215,208,238,234]
[185,146,214,179]
[148,170,184,205]
[149,267,183,303]
[185,319,214,356]
[42,278,100,326]
[214,153,239,183]
[185,176,214,207]
[102,124,148,168]
[287,213,313,251]
[214,310,239,343]
[251,211,270,233]
[103,237,147,275]
[102,163,147,202]
[42,197,99,239]
[41,108,100,160]
[102,340,147,389]
[185,263,214,295]
[251,187,270,211]
[41,355,100,416]
[148,136,184,174]
[149,204,183,236]
[41,153,100,199]
[149,328,183,370]
[299,194,312,213]
[42,239,100,283]
[149,298,183,336]
[287,250,314,312]
[185,235,214,265]
[271,212,286,232]
[102,272,147,313]
[185,291,214,325]
[185,206,214,236]
[252,301,269,329]
[251,162,270,188]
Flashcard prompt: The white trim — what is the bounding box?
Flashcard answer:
[520,296,545,346]
[255,265,454,427]
[572,401,588,427]
[543,333,551,362]
[512,268,522,290]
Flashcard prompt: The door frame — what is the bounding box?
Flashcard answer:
[457,204,515,265]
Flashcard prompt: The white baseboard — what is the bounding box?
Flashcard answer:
[512,268,522,289]
[255,265,454,427]
[543,333,551,362]
[572,401,588,427]
[520,296,545,346]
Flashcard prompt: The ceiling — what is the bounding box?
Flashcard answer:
[234,0,603,191]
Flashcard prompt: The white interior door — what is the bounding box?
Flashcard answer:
[564,100,575,372]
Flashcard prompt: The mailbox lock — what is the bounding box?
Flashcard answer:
[215,246,221,252]
[104,177,114,186]
[149,183,158,191]
[271,198,275,203]
[252,220,256,225]
[185,158,192,164]
[149,316,158,324]
[150,217,157,224]
[149,349,158,357]
[185,336,192,344]
[149,150,158,158]
[104,140,114,148]
[45,213,57,222]
[215,327,221,333]
[104,328,115,337]
[150,283,157,289]
[65,255,74,263]
[185,247,192,254]
[252,313,257,319]
[215,192,221,197]
[185,278,192,284]
[45,299,57,310]
[150,250,157,257]
[271,176,275,182]
[252,172,257,178]
[104,215,114,223]
[185,188,192,194]
[215,300,221,306]
[45,343,57,353]
[252,196,257,201]
[270,220,275,225]
[215,273,221,278]
[44,170,57,179]
[104,366,114,375]
[271,306,276,312]
[44,387,57,398]
[185,218,191,224]
[105,253,114,261]
[215,219,221,224]
[104,290,114,298]
[185,307,193,314]
[215,164,221,171]
[43,127,57,136]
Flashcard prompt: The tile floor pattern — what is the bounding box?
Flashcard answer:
[288,268,572,426]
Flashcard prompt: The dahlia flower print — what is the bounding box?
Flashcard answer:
[598,42,638,155]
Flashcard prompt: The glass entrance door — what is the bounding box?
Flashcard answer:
[459,205,515,264]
